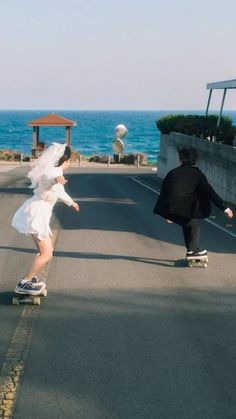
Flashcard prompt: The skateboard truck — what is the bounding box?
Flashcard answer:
[187,257,208,268]
[12,288,47,306]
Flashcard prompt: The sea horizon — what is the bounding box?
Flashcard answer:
[1,109,236,163]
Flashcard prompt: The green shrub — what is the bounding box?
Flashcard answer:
[120,153,147,165]
[4,153,13,161]
[13,153,21,161]
[89,155,109,163]
[89,153,148,165]
[70,148,81,161]
[156,114,236,145]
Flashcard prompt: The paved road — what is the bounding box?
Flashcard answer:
[0,166,236,419]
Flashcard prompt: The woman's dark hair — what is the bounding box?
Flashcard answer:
[57,146,71,166]
[177,147,198,165]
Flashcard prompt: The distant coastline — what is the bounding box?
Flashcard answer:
[0,110,162,163]
[1,110,236,164]
[0,148,154,168]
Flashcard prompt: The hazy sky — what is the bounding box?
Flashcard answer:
[1,0,236,110]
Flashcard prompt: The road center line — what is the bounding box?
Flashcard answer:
[130,176,236,239]
[0,305,39,416]
[0,221,61,417]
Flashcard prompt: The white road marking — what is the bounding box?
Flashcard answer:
[130,177,160,195]
[204,218,236,238]
[131,176,236,239]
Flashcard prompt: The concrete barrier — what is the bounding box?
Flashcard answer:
[158,132,236,205]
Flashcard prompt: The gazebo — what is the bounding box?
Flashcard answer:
[28,113,77,157]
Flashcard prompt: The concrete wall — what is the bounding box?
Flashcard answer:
[158,132,236,205]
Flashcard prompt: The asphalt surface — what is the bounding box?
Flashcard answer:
[0,166,236,419]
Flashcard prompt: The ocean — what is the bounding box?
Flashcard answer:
[0,110,236,163]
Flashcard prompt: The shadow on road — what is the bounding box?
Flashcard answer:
[2,172,235,254]
[0,187,31,195]
[0,291,13,305]
[13,287,236,419]
[0,245,188,269]
[58,173,236,254]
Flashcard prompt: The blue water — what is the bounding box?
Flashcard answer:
[0,110,236,163]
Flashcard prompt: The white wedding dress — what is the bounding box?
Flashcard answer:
[12,167,73,240]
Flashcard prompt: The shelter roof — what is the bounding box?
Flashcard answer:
[28,113,76,127]
[207,79,236,90]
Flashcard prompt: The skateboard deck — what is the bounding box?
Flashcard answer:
[12,288,47,305]
[186,257,208,268]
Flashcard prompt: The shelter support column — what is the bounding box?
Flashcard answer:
[205,89,212,116]
[217,88,227,128]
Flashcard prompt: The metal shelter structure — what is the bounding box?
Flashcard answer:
[28,113,76,157]
[206,78,236,128]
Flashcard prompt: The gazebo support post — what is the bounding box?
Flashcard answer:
[32,126,40,157]
[32,127,37,149]
[65,126,71,146]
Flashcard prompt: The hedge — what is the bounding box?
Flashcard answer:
[156,114,236,145]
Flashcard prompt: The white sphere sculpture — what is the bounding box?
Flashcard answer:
[112,124,128,154]
[115,124,128,140]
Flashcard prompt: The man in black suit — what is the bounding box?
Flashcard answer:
[153,147,234,259]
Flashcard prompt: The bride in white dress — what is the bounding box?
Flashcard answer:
[12,143,80,295]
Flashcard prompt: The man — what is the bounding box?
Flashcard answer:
[153,147,233,260]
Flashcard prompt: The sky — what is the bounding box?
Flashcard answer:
[1,0,236,110]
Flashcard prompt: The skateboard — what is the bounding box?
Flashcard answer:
[12,287,47,306]
[186,257,208,268]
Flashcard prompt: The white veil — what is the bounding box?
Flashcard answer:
[27,142,66,188]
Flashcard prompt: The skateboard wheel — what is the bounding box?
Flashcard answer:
[34,297,41,306]
[42,289,48,297]
[12,297,19,305]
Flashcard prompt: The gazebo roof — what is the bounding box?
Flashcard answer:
[28,113,76,127]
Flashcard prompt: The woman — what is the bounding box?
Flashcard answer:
[12,143,79,295]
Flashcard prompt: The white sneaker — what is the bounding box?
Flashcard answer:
[31,277,46,286]
[15,280,46,296]
[186,250,208,260]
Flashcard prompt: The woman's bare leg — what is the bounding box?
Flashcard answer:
[24,235,53,280]
[31,234,41,256]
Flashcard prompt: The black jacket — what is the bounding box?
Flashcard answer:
[153,164,226,220]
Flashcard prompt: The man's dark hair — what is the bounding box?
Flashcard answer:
[177,147,198,165]
[57,146,71,166]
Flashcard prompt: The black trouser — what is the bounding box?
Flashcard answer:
[170,216,201,252]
